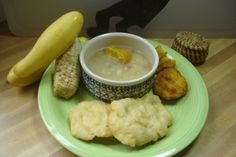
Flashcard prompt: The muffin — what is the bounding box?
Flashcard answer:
[171,32,209,65]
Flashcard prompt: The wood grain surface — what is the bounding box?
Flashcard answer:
[0,24,236,157]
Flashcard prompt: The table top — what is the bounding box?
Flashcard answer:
[1,25,236,156]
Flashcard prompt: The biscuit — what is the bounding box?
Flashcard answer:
[108,94,172,147]
[154,68,188,100]
[69,100,112,141]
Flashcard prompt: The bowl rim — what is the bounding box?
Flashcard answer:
[80,32,159,86]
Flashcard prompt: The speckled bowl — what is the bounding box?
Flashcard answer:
[80,33,159,101]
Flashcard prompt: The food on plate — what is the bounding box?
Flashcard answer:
[153,68,188,100]
[171,31,209,65]
[109,94,173,147]
[158,56,176,72]
[156,46,167,59]
[69,94,173,147]
[104,46,132,63]
[78,36,89,45]
[53,38,81,99]
[87,47,151,81]
[69,100,112,141]
[156,46,176,72]
[7,11,84,87]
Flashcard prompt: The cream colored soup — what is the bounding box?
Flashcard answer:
[87,47,151,81]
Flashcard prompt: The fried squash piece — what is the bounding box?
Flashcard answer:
[153,68,187,100]
[156,46,176,72]
[158,56,176,71]
[156,46,167,59]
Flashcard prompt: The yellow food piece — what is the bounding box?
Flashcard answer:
[158,56,176,71]
[7,11,84,87]
[104,46,132,63]
[156,46,167,59]
[78,36,89,45]
[156,46,176,72]
[7,64,47,87]
[154,68,188,100]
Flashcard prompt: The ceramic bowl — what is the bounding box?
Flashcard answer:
[80,32,159,101]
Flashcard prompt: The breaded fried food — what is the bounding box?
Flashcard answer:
[109,94,172,147]
[69,100,112,141]
[156,46,167,58]
[154,68,188,100]
[156,46,176,72]
[158,56,176,72]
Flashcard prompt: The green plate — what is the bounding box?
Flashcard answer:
[38,40,208,157]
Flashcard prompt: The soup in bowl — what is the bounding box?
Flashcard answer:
[80,33,159,101]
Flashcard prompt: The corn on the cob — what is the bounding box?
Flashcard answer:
[53,38,81,99]
[104,46,132,63]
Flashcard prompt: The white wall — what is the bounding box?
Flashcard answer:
[1,0,236,37]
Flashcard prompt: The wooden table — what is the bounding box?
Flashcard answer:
[1,24,236,157]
